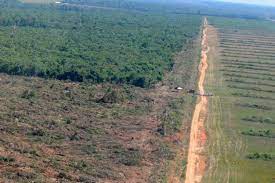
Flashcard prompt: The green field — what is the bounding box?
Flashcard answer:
[204,17,275,182]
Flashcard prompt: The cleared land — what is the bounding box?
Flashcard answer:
[185,18,209,183]
[0,30,201,183]
[203,17,275,182]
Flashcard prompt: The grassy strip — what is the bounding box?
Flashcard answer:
[220,45,275,52]
[222,54,275,60]
[219,33,275,39]
[220,42,275,49]
[219,33,275,38]
[241,129,275,138]
[224,73,275,81]
[222,65,275,72]
[228,84,275,93]
[236,103,272,110]
[242,116,274,124]
[220,50,275,58]
[219,35,275,42]
[220,47,275,55]
[222,69,275,77]
[225,78,275,88]
[221,61,275,69]
[232,92,275,101]
[220,38,275,46]
[221,59,275,66]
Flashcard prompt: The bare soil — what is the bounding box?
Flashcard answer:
[185,18,209,183]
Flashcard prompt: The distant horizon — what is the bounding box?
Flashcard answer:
[215,0,275,7]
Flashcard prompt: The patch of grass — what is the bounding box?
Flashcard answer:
[224,73,275,81]
[157,143,176,161]
[20,89,36,99]
[225,78,275,88]
[223,69,275,77]
[112,145,142,166]
[242,116,274,124]
[232,92,275,100]
[81,144,97,155]
[160,98,185,135]
[4,171,37,180]
[236,103,272,110]
[69,160,89,171]
[228,83,275,93]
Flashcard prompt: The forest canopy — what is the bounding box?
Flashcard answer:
[0,0,201,87]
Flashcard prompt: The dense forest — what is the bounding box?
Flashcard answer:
[63,0,275,19]
[0,0,201,87]
[1,0,273,87]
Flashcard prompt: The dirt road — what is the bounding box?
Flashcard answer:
[185,18,209,183]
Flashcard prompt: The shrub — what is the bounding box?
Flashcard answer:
[112,146,142,166]
[20,89,36,99]
[0,156,15,163]
[246,153,272,161]
[242,116,274,124]
[119,149,142,166]
[30,128,45,136]
[157,143,176,160]
[241,129,274,138]
[97,87,125,104]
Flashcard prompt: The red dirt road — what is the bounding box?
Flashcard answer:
[185,18,209,183]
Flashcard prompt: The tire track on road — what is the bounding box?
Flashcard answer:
[185,18,209,183]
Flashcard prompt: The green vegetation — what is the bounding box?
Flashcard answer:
[5,0,275,182]
[0,156,15,163]
[246,153,273,161]
[21,89,36,99]
[0,0,201,87]
[208,16,275,32]
[0,0,201,178]
[242,116,274,124]
[241,129,275,138]
[0,35,200,181]
[160,98,185,135]
[204,17,275,183]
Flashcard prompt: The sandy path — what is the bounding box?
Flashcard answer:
[184,18,209,183]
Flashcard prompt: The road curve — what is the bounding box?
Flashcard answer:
[185,18,209,183]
